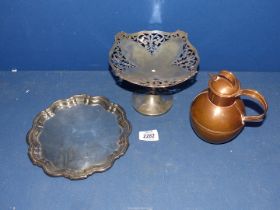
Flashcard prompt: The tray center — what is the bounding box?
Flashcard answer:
[39,104,121,171]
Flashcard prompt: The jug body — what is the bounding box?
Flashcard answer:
[190,90,245,143]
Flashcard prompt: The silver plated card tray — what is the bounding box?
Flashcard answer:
[27,95,131,179]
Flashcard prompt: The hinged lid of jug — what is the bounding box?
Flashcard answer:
[209,70,240,97]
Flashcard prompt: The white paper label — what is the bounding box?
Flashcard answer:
[139,130,159,141]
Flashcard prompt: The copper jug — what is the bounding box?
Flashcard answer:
[190,70,268,144]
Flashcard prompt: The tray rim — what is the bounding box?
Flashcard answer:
[109,29,200,88]
[27,94,131,180]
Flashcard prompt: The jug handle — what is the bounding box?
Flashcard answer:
[239,89,268,122]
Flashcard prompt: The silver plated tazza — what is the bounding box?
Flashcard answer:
[109,30,200,116]
[27,95,131,180]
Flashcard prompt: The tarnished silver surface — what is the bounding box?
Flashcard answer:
[132,93,173,116]
[109,30,200,88]
[27,95,131,180]
[109,30,200,115]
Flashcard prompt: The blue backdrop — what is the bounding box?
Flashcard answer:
[0,0,279,71]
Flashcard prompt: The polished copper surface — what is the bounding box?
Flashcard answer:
[190,70,268,144]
